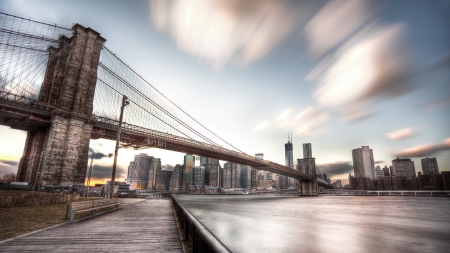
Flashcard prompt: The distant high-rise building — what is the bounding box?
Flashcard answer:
[382,165,390,176]
[193,166,205,186]
[152,158,166,191]
[223,162,241,188]
[131,153,153,190]
[169,164,183,192]
[375,166,384,178]
[285,135,293,167]
[332,179,342,188]
[421,157,439,175]
[241,165,251,189]
[206,163,220,187]
[184,154,195,187]
[279,135,293,189]
[352,146,375,180]
[303,143,312,158]
[392,157,416,178]
[126,161,135,185]
[252,153,264,188]
[199,156,219,166]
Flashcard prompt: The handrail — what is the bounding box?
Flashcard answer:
[172,195,231,253]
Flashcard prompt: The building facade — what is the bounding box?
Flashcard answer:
[375,166,384,178]
[193,166,205,186]
[421,157,439,175]
[131,153,153,190]
[352,146,375,180]
[241,165,251,189]
[183,154,195,187]
[169,164,183,192]
[223,162,241,188]
[392,157,416,178]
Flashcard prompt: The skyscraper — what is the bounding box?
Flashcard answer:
[421,157,439,175]
[223,162,241,188]
[184,154,195,187]
[392,157,416,178]
[279,135,293,189]
[240,165,251,189]
[131,153,153,190]
[169,164,183,192]
[352,146,375,180]
[150,158,161,190]
[285,135,293,167]
[375,166,384,178]
[126,161,135,185]
[193,166,205,186]
[199,156,219,166]
[303,143,312,158]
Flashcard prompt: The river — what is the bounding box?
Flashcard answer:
[173,195,450,253]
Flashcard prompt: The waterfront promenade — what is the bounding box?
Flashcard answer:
[0,199,183,252]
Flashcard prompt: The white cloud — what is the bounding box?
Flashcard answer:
[252,106,328,137]
[150,0,301,70]
[386,127,418,140]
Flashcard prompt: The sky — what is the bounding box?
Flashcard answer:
[0,0,449,186]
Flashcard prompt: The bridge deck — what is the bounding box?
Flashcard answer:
[0,199,183,252]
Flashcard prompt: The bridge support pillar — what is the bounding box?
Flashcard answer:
[298,180,318,196]
[17,24,105,187]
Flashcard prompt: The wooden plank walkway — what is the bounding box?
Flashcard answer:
[0,199,183,252]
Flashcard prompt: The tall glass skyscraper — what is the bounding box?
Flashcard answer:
[285,136,293,167]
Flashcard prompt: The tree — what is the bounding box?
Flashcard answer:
[1,173,16,183]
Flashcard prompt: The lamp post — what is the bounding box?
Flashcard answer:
[109,95,130,198]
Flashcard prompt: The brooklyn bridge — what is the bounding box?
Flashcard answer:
[0,12,330,195]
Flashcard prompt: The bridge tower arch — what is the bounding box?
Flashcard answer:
[17,24,106,187]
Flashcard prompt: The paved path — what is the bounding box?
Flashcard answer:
[0,199,183,252]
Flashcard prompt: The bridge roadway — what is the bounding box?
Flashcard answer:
[0,91,330,186]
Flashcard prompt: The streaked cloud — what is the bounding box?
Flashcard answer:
[318,161,353,175]
[304,0,372,57]
[304,1,415,122]
[88,148,113,160]
[252,106,328,137]
[339,110,375,122]
[149,0,303,70]
[396,138,450,157]
[89,165,126,182]
[0,159,18,175]
[420,96,450,111]
[386,127,419,140]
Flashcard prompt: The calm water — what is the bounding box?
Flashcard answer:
[174,195,450,253]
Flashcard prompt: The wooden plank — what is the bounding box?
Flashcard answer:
[0,199,183,252]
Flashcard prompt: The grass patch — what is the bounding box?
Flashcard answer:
[0,190,102,241]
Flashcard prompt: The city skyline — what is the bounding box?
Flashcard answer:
[0,0,449,186]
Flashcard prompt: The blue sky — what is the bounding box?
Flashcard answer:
[0,0,449,185]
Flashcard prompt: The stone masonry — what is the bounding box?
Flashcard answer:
[17,24,106,186]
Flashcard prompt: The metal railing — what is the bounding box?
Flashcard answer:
[171,195,231,253]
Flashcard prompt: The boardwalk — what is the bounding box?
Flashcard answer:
[0,199,183,252]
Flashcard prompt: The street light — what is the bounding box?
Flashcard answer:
[109,95,130,199]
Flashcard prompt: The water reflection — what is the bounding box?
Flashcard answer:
[174,195,450,253]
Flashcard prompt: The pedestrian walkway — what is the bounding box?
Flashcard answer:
[0,199,183,252]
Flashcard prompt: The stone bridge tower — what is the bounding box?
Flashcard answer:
[16,24,106,187]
